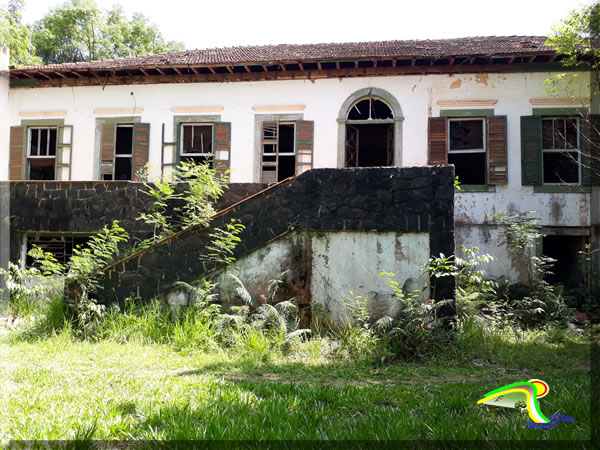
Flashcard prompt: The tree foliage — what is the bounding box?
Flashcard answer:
[545,2,600,180]
[0,0,41,65]
[546,2,600,90]
[0,0,184,65]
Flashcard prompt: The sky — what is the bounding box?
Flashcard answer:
[11,0,593,50]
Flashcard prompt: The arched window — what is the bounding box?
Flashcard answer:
[337,88,403,169]
[347,98,394,121]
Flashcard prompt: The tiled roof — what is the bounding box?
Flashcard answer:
[12,36,552,71]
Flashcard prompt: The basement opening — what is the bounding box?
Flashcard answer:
[542,235,588,288]
[345,98,394,167]
[25,233,91,267]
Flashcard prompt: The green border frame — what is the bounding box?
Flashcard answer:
[440,109,495,117]
[336,87,404,168]
[254,113,303,182]
[534,107,589,189]
[172,114,222,167]
[458,184,497,193]
[439,109,496,188]
[532,107,588,116]
[20,118,65,180]
[94,116,141,180]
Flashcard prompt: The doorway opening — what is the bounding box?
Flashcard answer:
[542,235,588,288]
[345,97,394,167]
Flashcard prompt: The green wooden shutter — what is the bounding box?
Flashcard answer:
[100,123,116,180]
[9,126,26,180]
[487,116,508,185]
[133,123,150,181]
[582,115,600,186]
[520,115,542,186]
[428,117,448,165]
[295,120,314,175]
[56,125,73,181]
[213,122,231,177]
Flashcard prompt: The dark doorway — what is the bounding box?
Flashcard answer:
[345,123,394,167]
[542,235,587,287]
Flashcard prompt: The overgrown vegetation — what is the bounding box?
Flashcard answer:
[1,164,595,440]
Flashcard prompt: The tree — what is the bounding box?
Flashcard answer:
[31,0,105,63]
[546,2,600,297]
[545,2,600,182]
[2,0,185,66]
[103,6,184,59]
[0,0,41,65]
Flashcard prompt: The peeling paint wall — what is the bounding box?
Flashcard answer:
[6,70,592,284]
[310,231,429,324]
[0,48,8,181]
[204,230,431,325]
[209,232,309,308]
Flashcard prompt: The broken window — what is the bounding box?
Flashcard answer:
[101,124,134,180]
[347,98,393,120]
[26,234,90,267]
[100,122,150,181]
[181,123,214,166]
[114,125,133,180]
[345,97,395,167]
[28,127,57,180]
[261,122,296,183]
[542,117,580,184]
[448,118,486,185]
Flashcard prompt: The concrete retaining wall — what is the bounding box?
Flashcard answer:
[100,167,456,318]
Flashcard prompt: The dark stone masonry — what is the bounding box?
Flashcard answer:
[98,167,455,307]
[5,181,268,262]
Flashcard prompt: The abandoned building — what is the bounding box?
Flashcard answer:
[1,35,598,315]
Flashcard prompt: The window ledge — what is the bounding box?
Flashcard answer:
[533,185,591,193]
[457,184,496,193]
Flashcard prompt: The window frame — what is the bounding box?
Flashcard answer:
[110,123,134,181]
[27,126,58,180]
[180,122,215,159]
[447,117,487,185]
[261,121,297,182]
[541,116,581,185]
[27,126,57,159]
[24,232,90,268]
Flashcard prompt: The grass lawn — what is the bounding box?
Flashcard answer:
[0,323,591,442]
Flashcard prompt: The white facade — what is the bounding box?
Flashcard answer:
[4,69,593,282]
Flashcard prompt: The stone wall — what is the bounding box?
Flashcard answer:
[5,181,268,261]
[100,167,456,311]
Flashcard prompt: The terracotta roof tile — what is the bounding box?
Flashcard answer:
[11,36,553,72]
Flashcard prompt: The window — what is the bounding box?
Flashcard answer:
[101,124,134,181]
[28,127,57,180]
[113,125,133,180]
[261,122,297,183]
[448,118,486,185]
[100,122,149,181]
[428,115,507,186]
[345,97,394,167]
[26,234,90,267]
[542,117,580,184]
[181,123,213,165]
